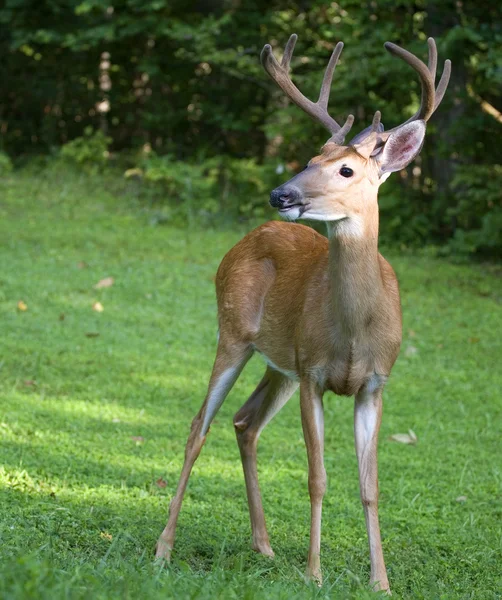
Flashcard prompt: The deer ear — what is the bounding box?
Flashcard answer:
[377,120,426,175]
[351,131,380,160]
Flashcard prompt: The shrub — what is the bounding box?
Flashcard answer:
[133,153,281,223]
[445,164,502,257]
[60,128,112,173]
[0,151,13,176]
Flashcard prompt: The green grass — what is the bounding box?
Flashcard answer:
[0,167,501,599]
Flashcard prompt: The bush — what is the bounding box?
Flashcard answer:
[446,164,502,257]
[60,128,112,173]
[131,153,281,224]
[0,151,13,176]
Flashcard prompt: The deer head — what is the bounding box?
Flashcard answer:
[263,35,451,234]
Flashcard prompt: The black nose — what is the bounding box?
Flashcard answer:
[269,186,302,209]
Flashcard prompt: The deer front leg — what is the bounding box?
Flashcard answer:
[300,380,326,585]
[155,342,251,562]
[354,381,390,593]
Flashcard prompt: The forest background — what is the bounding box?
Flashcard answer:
[1,0,501,254]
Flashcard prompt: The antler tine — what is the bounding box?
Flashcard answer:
[371,110,382,132]
[318,42,344,110]
[281,33,297,69]
[426,37,451,111]
[331,114,355,144]
[427,37,438,81]
[261,35,353,143]
[434,59,451,110]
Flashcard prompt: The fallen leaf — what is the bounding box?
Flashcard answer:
[59,313,65,321]
[94,277,114,289]
[404,345,418,357]
[92,301,104,312]
[469,337,480,344]
[131,436,144,443]
[77,261,88,269]
[408,329,416,338]
[23,380,36,386]
[456,495,467,503]
[156,477,167,488]
[124,168,143,179]
[17,300,28,311]
[389,429,417,445]
[85,332,100,338]
[100,531,113,541]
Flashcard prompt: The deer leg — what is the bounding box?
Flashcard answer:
[354,383,390,593]
[300,380,326,585]
[233,368,298,557]
[155,342,252,561]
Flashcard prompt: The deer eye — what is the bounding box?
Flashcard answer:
[339,166,354,178]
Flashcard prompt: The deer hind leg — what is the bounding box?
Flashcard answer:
[354,381,390,593]
[155,341,252,561]
[233,368,298,557]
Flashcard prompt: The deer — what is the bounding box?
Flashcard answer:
[155,33,451,593]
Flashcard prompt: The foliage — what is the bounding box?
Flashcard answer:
[1,168,501,598]
[60,127,112,173]
[136,152,281,222]
[447,164,502,257]
[0,151,13,175]
[0,0,501,255]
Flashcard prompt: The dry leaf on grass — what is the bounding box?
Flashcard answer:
[389,429,418,445]
[124,168,143,179]
[100,531,113,541]
[156,478,167,488]
[131,436,144,443]
[77,261,88,269]
[94,277,114,289]
[23,380,36,386]
[17,300,28,311]
[85,332,100,338]
[92,301,104,312]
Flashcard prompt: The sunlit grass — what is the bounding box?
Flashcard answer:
[0,167,501,599]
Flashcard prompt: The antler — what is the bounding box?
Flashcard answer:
[377,37,451,141]
[261,34,354,144]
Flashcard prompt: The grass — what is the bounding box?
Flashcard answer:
[0,166,501,599]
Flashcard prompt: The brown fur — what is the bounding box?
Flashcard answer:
[216,221,401,396]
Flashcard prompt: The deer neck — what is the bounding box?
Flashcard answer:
[326,207,383,335]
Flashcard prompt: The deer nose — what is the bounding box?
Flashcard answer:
[269,186,302,209]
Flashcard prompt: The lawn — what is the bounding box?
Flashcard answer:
[0,167,501,599]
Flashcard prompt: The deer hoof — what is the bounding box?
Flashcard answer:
[154,537,172,562]
[305,567,323,587]
[252,540,275,558]
[371,578,391,595]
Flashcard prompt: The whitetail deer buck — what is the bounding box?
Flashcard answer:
[156,34,450,592]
